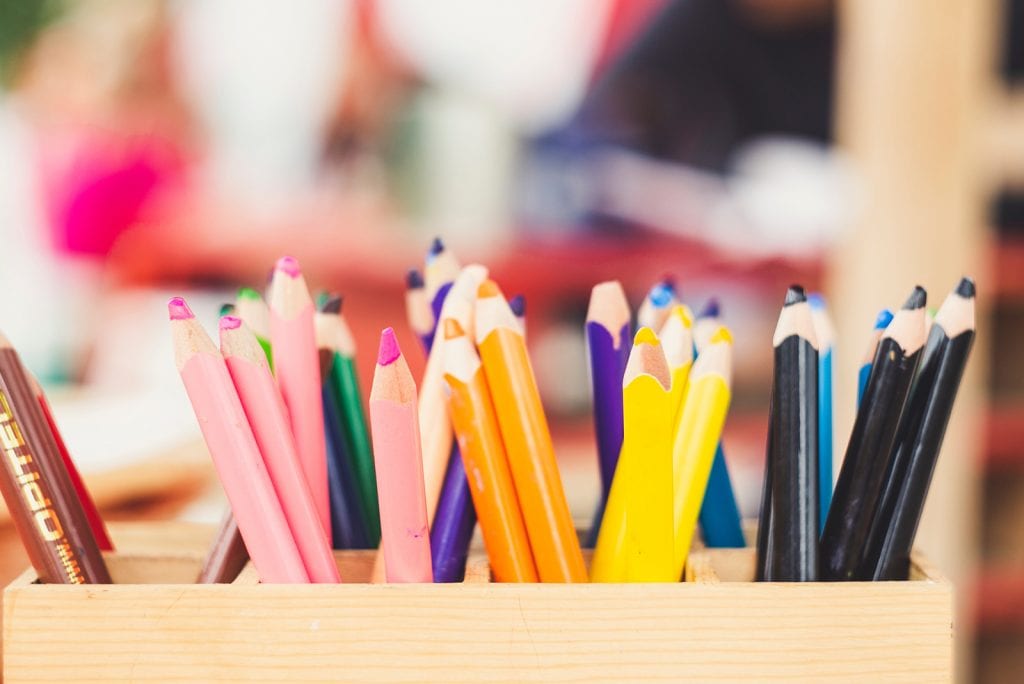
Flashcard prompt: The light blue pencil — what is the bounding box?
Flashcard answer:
[808,294,835,532]
[857,309,894,405]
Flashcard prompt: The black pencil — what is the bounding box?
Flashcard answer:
[760,285,819,581]
[859,278,975,580]
[820,286,927,581]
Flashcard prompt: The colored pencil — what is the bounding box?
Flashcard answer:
[621,329,675,581]
[196,509,249,583]
[424,238,461,350]
[443,318,538,582]
[808,293,834,530]
[659,304,694,412]
[218,302,236,317]
[692,298,721,351]
[235,287,272,368]
[221,316,340,583]
[268,256,331,538]
[637,278,677,332]
[320,365,368,550]
[820,286,927,581]
[671,325,733,578]
[591,327,669,583]
[585,281,631,545]
[169,298,308,583]
[318,295,381,546]
[857,309,894,405]
[405,269,434,353]
[31,377,113,551]
[761,286,819,581]
[423,278,478,583]
[509,294,527,335]
[691,300,745,549]
[369,328,432,582]
[861,278,975,580]
[0,333,111,584]
[476,279,587,582]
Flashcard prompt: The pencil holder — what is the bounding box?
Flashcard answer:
[3,522,951,682]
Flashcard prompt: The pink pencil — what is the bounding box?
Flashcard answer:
[220,316,341,583]
[168,298,309,584]
[369,328,432,583]
[267,256,331,537]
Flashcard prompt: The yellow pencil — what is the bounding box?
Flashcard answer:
[658,304,694,419]
[623,329,675,582]
[591,328,674,582]
[671,325,733,577]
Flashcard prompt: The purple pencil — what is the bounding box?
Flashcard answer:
[585,281,632,543]
[424,238,460,350]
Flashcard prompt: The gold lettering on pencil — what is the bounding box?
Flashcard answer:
[0,387,81,579]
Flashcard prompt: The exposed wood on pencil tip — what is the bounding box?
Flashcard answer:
[902,286,927,310]
[586,281,631,333]
[783,286,806,306]
[955,276,975,298]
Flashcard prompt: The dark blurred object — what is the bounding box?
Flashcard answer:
[577,0,835,172]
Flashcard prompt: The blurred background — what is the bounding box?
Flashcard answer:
[0,0,1014,679]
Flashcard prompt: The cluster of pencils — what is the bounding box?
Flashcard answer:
[585,279,744,581]
[757,279,976,582]
[0,332,112,584]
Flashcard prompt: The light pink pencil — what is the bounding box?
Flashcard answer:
[168,298,309,584]
[369,328,432,583]
[267,256,331,537]
[220,316,340,583]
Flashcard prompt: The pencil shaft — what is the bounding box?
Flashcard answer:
[430,448,477,582]
[0,352,110,584]
[697,445,746,548]
[862,328,973,580]
[322,384,371,549]
[196,510,248,583]
[818,347,833,530]
[820,338,920,580]
[767,335,819,581]
[328,353,381,544]
[587,321,629,506]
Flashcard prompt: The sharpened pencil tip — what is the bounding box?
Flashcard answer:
[955,276,976,298]
[509,294,526,318]
[168,297,194,320]
[709,325,733,345]
[275,256,301,278]
[220,315,242,330]
[237,286,262,301]
[669,304,694,328]
[634,327,660,346]
[902,286,927,310]
[477,279,502,298]
[320,294,342,314]
[807,293,826,310]
[378,327,401,366]
[406,268,424,289]
[218,303,236,317]
[429,237,445,257]
[443,318,465,340]
[648,281,674,307]
[874,308,894,330]
[697,297,720,319]
[784,285,806,306]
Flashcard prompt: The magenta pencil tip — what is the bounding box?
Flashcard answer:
[220,315,243,330]
[275,255,302,278]
[168,297,195,320]
[378,327,402,366]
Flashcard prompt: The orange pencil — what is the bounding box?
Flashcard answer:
[474,280,587,582]
[369,328,432,582]
[442,318,538,582]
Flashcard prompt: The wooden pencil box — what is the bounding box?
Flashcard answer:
[3,525,952,682]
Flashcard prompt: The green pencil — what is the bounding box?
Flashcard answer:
[319,295,381,545]
[235,287,274,370]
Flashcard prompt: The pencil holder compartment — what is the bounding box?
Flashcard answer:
[2,522,952,682]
